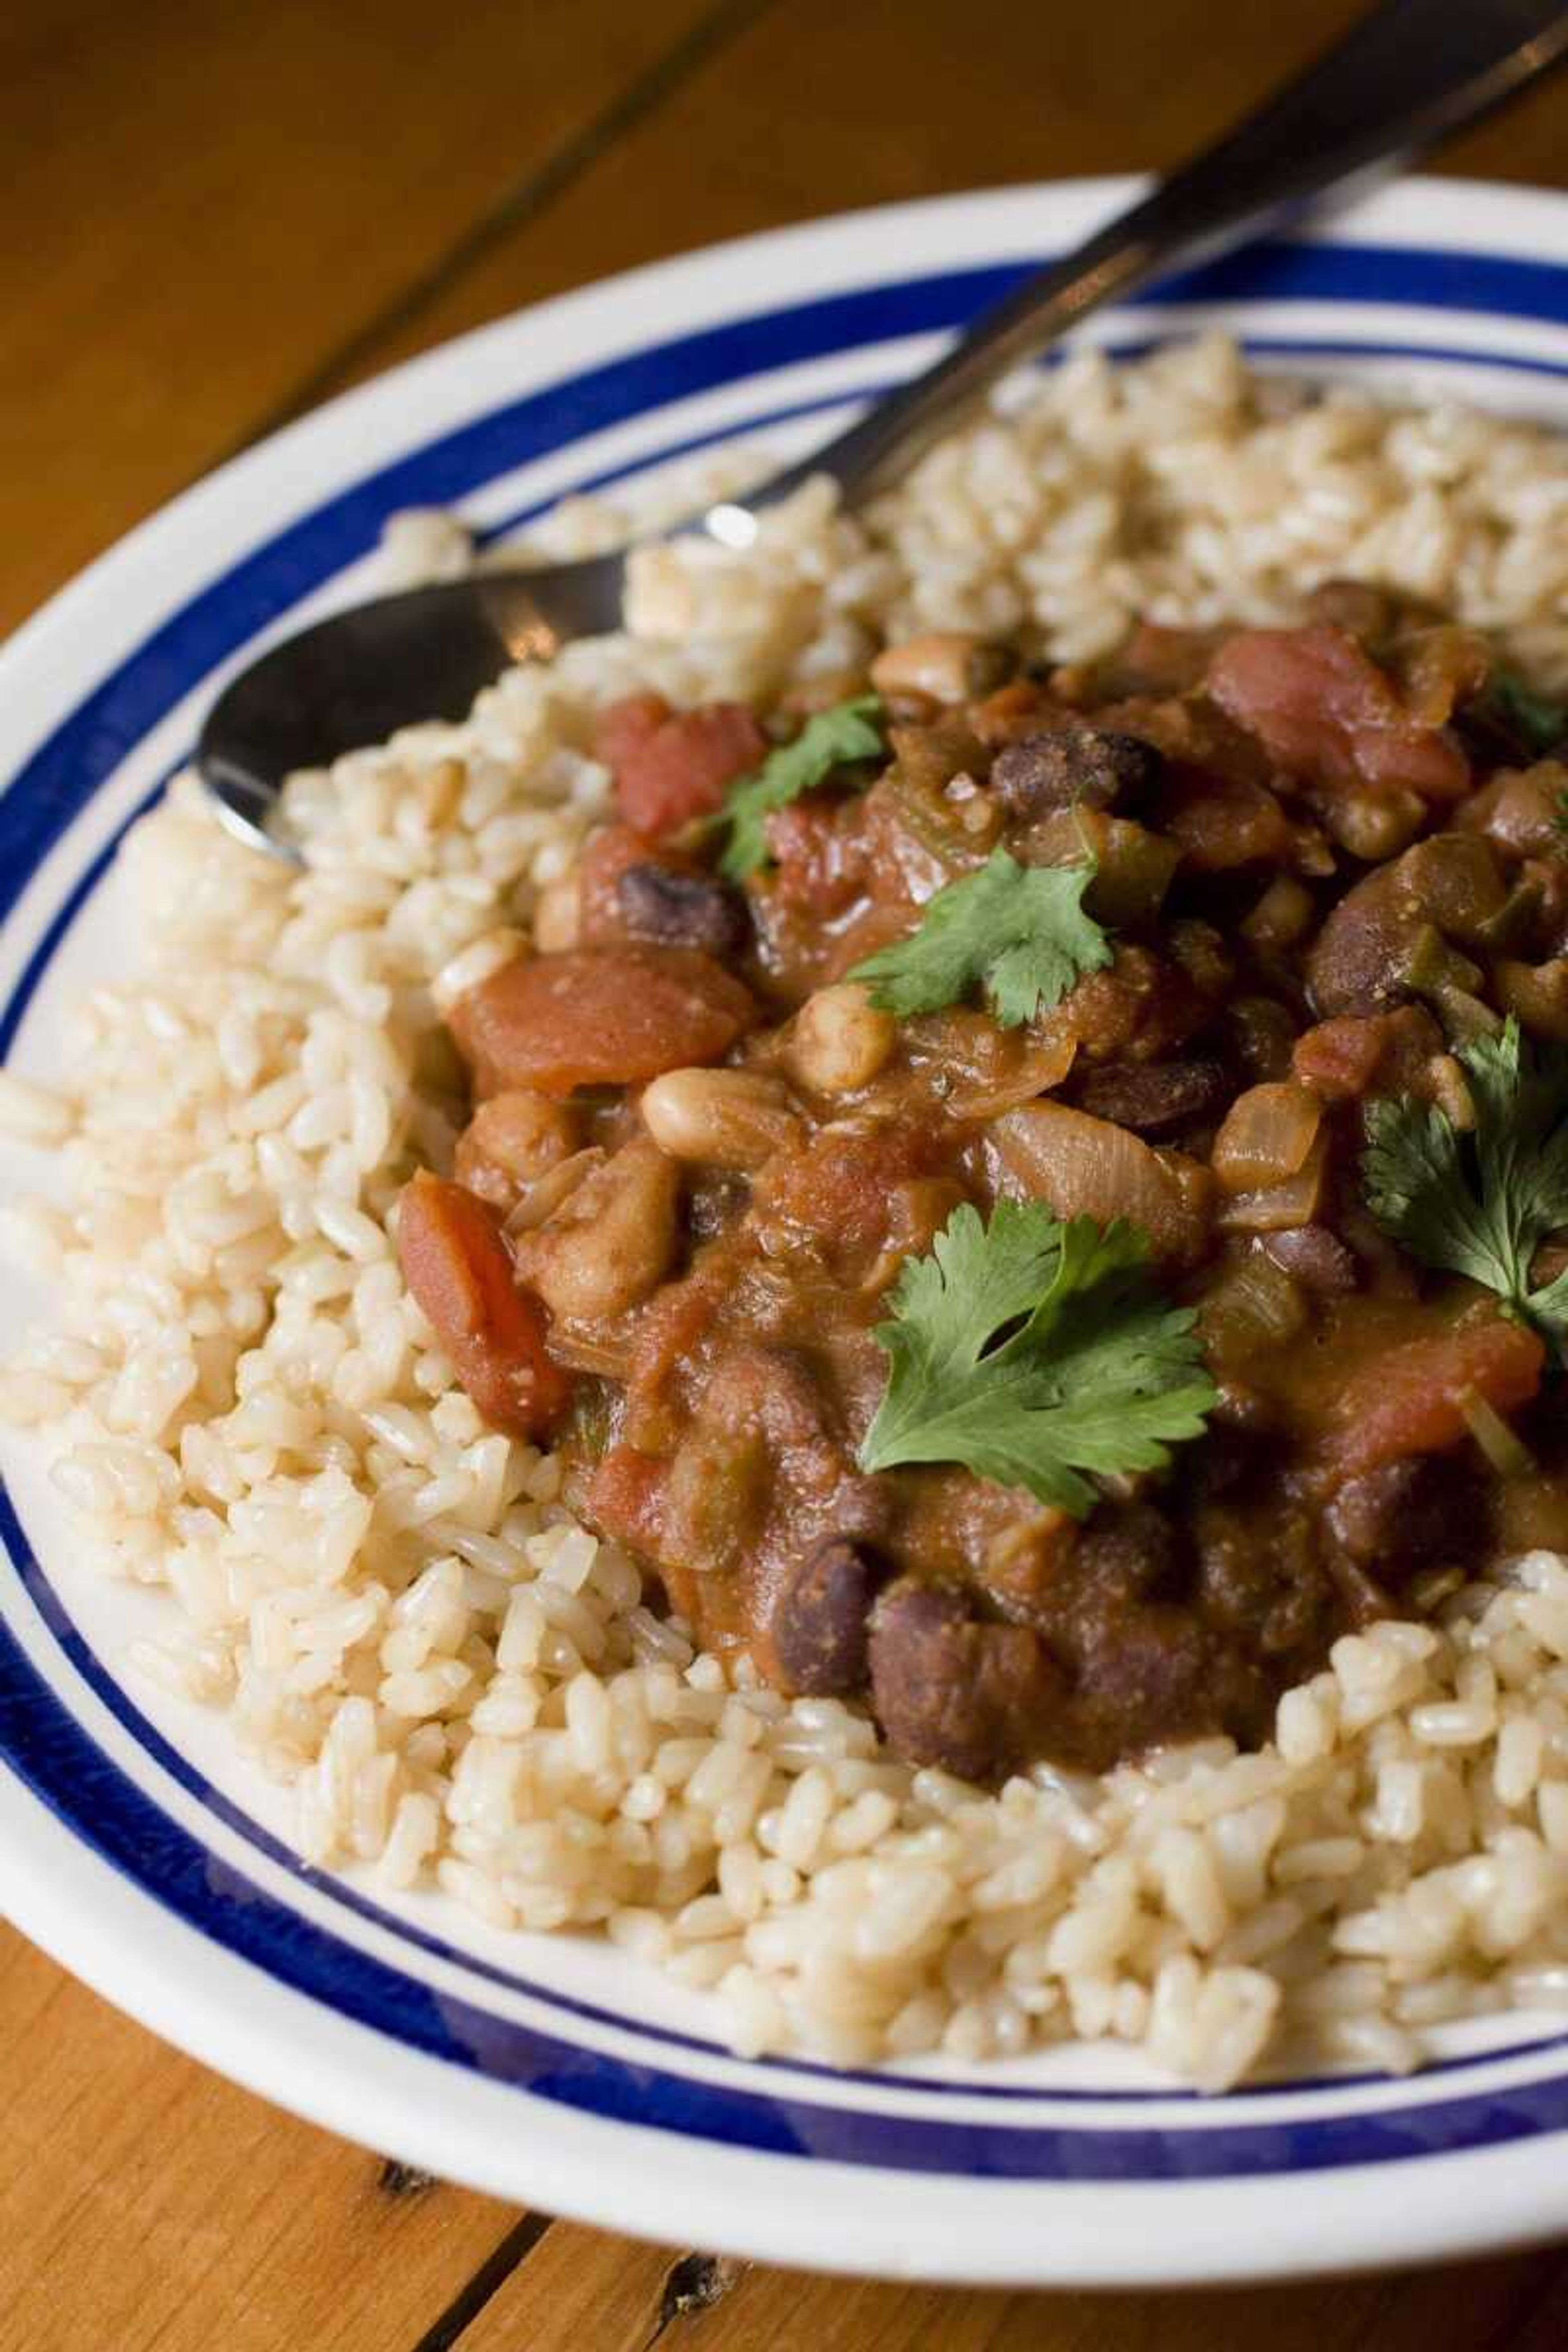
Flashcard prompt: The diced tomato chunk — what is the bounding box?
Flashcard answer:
[586,1445,667,1553]
[1208,626,1470,803]
[396,1172,572,1437]
[449,946,755,1097]
[1325,1317,1545,1481]
[1292,1016,1391,1101]
[591,693,670,773]
[764,797,870,916]
[592,694,766,838]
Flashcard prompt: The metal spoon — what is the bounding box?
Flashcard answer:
[200,0,1568,859]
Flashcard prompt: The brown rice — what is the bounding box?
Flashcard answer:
[7,334,1568,2088]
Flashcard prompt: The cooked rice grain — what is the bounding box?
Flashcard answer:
[7,338,1568,2088]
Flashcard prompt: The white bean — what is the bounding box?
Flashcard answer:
[869,630,989,704]
[522,1136,679,1321]
[639,1067,800,1169]
[785,983,896,1096]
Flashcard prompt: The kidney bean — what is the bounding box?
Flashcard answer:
[1073,1058,1229,1137]
[771,1537,882,1696]
[867,1579,1064,1781]
[990,727,1164,817]
[616,861,750,958]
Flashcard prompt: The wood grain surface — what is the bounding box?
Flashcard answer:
[6,0,1568,2344]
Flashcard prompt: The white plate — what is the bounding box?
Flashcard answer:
[6,176,1568,2288]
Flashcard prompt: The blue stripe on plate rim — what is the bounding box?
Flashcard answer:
[5,235,1568,2178]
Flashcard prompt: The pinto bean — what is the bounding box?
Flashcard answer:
[449,947,756,1098]
[640,1067,800,1170]
[870,632,1008,705]
[990,727,1163,818]
[517,1136,680,1324]
[868,1579,1064,1781]
[616,861,750,958]
[1160,771,1293,871]
[454,1090,579,1214]
[785,982,897,1096]
[396,1172,572,1437]
[771,1538,882,1695]
[1307,834,1508,1019]
[1073,1058,1229,1137]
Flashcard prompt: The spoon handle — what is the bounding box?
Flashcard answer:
[753,0,1568,513]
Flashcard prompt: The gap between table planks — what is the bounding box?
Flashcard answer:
[7,0,1568,2343]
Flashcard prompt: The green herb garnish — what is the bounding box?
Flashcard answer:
[857,1203,1217,1512]
[1363,1014,1568,1354]
[715,695,884,880]
[849,845,1112,1028]
[1480,670,1568,760]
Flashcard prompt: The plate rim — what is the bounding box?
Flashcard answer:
[8,172,1568,2284]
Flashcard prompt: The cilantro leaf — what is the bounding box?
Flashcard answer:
[1481,671,1568,760]
[849,845,1113,1027]
[715,696,884,880]
[857,1202,1217,1514]
[1362,1015,1568,1350]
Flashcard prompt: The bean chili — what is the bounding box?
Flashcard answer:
[397,593,1568,1781]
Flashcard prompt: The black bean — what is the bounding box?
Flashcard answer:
[1262,1224,1359,1295]
[771,1537,881,1696]
[989,727,1164,817]
[615,862,750,958]
[1074,1058,1229,1136]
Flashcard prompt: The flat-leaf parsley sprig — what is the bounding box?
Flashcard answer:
[715,695,884,880]
[1479,670,1568,761]
[1362,1014,1568,1353]
[857,1200,1217,1513]
[849,845,1113,1028]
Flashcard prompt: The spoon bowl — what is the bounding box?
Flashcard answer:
[202,559,625,853]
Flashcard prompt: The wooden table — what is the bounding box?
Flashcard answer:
[6,2,1568,2342]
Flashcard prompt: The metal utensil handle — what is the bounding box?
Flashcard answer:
[754,0,1568,512]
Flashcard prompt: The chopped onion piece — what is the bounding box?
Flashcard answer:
[503,1147,604,1234]
[1212,1082,1323,1194]
[1457,1385,1535,1479]
[988,1101,1208,1259]
[947,1035,1076,1119]
[1216,1133,1330,1233]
